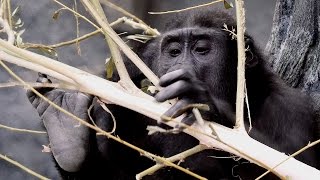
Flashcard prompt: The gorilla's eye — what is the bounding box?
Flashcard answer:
[193,40,211,55]
[169,49,182,57]
[194,47,210,55]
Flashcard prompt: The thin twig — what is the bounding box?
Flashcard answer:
[54,0,100,29]
[23,16,157,50]
[149,0,224,15]
[5,0,12,28]
[73,0,81,55]
[0,153,50,180]
[244,84,252,132]
[99,0,160,36]
[100,0,147,25]
[0,82,79,90]
[256,139,320,180]
[23,17,124,49]
[0,124,47,134]
[136,145,208,179]
[96,98,116,134]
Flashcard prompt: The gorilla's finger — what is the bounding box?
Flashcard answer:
[159,69,192,87]
[37,73,52,83]
[26,73,53,100]
[177,113,196,128]
[36,73,53,94]
[163,99,189,119]
[155,81,189,102]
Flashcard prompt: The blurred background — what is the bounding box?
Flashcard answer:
[0,0,276,179]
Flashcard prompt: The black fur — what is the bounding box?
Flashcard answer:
[46,9,320,179]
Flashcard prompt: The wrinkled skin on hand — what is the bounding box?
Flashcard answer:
[27,74,92,172]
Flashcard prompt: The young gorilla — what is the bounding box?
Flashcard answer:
[27,9,318,179]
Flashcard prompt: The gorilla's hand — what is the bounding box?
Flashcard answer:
[155,69,219,125]
[27,74,92,172]
[155,69,235,126]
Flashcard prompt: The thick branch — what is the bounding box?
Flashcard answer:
[1,40,320,179]
[234,0,246,131]
[90,0,137,90]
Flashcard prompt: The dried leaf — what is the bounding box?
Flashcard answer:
[15,35,23,47]
[140,78,153,88]
[52,11,60,20]
[15,18,21,25]
[105,57,115,79]
[126,34,154,43]
[52,8,66,20]
[27,47,58,60]
[140,79,158,94]
[147,86,157,94]
[223,0,234,9]
[12,6,20,17]
[41,145,51,153]
[17,29,25,36]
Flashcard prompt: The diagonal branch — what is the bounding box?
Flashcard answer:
[136,145,208,179]
[0,153,49,180]
[1,39,320,179]
[80,0,159,86]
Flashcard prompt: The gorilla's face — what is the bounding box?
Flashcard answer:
[153,27,237,101]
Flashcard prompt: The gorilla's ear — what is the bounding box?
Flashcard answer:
[244,35,258,68]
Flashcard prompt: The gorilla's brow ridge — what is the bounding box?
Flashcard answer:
[160,27,225,46]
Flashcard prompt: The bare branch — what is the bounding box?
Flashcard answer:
[234,0,246,131]
[99,0,160,36]
[90,0,137,90]
[136,145,208,179]
[0,153,50,180]
[22,17,148,49]
[0,51,76,84]
[148,0,224,15]
[0,82,77,90]
[256,139,320,179]
[244,84,252,132]
[0,123,47,134]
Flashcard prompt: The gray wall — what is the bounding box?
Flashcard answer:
[0,0,276,179]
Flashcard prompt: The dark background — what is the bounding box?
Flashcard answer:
[0,0,276,179]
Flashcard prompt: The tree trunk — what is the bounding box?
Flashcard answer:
[266,0,320,92]
[266,0,320,136]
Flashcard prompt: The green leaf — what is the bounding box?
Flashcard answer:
[105,57,115,80]
[223,0,234,9]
